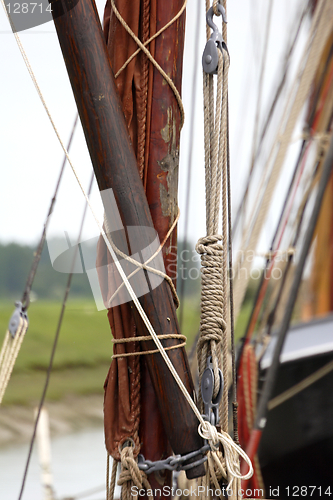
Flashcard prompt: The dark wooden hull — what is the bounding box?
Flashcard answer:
[258,315,333,498]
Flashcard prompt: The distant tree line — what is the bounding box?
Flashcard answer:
[0,239,200,301]
[0,241,92,301]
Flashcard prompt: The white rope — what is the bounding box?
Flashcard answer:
[1,0,253,487]
[0,316,29,404]
[110,0,186,129]
[104,210,180,308]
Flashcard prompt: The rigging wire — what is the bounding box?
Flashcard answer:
[178,0,201,331]
[21,113,79,311]
[243,0,274,221]
[236,42,333,370]
[235,138,308,373]
[243,134,333,473]
[232,0,311,238]
[17,172,95,500]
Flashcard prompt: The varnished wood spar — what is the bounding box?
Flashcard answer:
[50,0,205,478]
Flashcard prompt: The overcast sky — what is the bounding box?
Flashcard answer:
[0,0,307,256]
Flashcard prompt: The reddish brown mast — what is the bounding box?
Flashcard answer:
[49,0,205,497]
[101,0,189,494]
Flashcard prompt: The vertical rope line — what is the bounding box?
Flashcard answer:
[220,49,230,432]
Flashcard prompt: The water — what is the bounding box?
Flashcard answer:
[0,427,116,500]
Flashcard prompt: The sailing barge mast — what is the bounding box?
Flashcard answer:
[50,0,205,495]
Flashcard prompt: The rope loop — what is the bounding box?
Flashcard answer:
[198,421,254,492]
[118,445,153,500]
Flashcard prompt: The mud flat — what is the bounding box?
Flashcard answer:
[0,394,104,448]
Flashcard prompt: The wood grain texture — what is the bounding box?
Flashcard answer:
[50,0,204,478]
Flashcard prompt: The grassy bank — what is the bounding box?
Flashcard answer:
[0,300,112,406]
[0,298,201,406]
[0,296,250,407]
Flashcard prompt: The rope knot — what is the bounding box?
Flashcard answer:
[199,420,220,447]
[117,446,153,500]
[196,235,226,343]
[198,421,254,492]
[195,235,223,256]
[118,446,143,490]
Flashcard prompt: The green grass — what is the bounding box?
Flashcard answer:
[234,301,253,342]
[0,296,251,407]
[0,300,112,371]
[0,299,112,406]
[178,297,201,348]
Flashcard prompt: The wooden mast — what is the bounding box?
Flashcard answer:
[50,0,205,479]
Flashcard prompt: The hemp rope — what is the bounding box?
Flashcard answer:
[117,445,153,500]
[136,0,150,179]
[197,2,246,494]
[112,334,187,358]
[197,45,230,426]
[232,0,333,324]
[0,316,29,404]
[2,0,253,491]
[104,209,180,309]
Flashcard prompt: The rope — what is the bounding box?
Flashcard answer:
[110,0,186,129]
[0,315,29,404]
[197,46,230,423]
[118,445,153,500]
[0,113,78,406]
[104,209,180,308]
[198,421,252,491]
[136,0,150,179]
[197,7,248,493]
[107,454,118,500]
[2,1,252,492]
[112,334,187,358]
[268,357,333,411]
[232,0,333,324]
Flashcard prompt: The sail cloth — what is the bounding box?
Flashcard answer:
[97,0,185,461]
